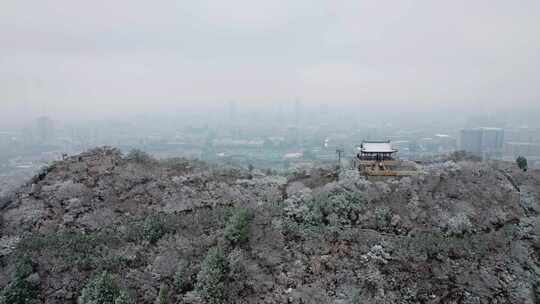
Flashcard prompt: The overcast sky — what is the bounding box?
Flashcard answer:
[1,0,539,124]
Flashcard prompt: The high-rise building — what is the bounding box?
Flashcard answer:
[228,101,237,123]
[504,142,540,158]
[481,128,505,157]
[460,127,504,159]
[460,129,483,155]
[275,103,284,125]
[34,116,54,144]
[319,103,329,123]
[294,99,302,126]
[434,134,457,153]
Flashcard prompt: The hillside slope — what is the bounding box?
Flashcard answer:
[0,147,539,304]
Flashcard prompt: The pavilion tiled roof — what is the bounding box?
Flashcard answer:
[360,141,397,153]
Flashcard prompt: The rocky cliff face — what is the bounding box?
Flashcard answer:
[0,147,539,304]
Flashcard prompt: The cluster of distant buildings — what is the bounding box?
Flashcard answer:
[459,127,505,159]
[2,112,540,174]
[458,127,540,168]
[461,127,538,155]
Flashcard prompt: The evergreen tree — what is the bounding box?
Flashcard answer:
[79,272,119,304]
[196,247,228,304]
[517,156,528,171]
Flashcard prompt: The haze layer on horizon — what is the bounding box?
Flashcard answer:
[1,0,539,125]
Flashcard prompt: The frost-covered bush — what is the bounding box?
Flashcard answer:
[374,207,392,229]
[125,214,169,244]
[448,151,481,162]
[320,192,364,226]
[283,190,313,221]
[226,248,249,298]
[17,230,112,270]
[142,214,167,244]
[280,217,304,239]
[446,213,473,236]
[338,169,361,190]
[223,208,251,246]
[349,288,362,304]
[313,192,363,227]
[0,256,38,304]
[114,291,133,304]
[285,190,365,231]
[361,244,391,265]
[196,247,228,304]
[79,271,124,304]
[56,181,90,201]
[156,284,169,304]
[424,161,462,175]
[125,149,156,165]
[174,260,192,293]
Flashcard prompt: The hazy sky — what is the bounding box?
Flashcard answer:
[1,0,539,123]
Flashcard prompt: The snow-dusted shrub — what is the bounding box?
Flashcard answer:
[446,213,473,236]
[224,208,251,246]
[142,214,168,244]
[374,207,392,229]
[285,189,365,231]
[174,260,193,293]
[196,247,228,304]
[79,271,124,304]
[125,149,156,165]
[126,214,169,244]
[114,291,133,304]
[156,284,169,304]
[0,256,38,304]
[226,248,250,298]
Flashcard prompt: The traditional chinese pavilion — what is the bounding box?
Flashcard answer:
[358,140,397,161]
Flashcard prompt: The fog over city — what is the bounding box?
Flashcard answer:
[1,0,539,182]
[2,0,540,125]
[2,1,540,172]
